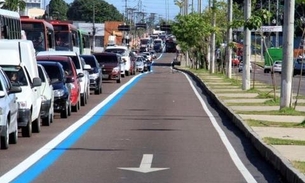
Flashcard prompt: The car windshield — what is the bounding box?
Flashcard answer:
[105,48,128,56]
[42,65,63,82]
[81,57,96,68]
[22,28,46,52]
[94,54,118,64]
[2,66,28,86]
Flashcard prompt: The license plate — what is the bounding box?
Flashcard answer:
[102,74,109,78]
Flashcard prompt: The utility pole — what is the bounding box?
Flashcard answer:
[280,0,295,108]
[242,0,251,90]
[226,0,233,78]
[92,2,96,53]
[275,0,279,47]
[210,0,216,73]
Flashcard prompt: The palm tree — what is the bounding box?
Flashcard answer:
[3,0,26,12]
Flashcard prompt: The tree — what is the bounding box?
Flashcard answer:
[49,0,69,20]
[2,0,26,12]
[67,0,123,23]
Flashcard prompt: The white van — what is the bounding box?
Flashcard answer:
[0,40,42,137]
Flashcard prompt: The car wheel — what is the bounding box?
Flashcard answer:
[22,111,32,137]
[9,122,18,144]
[68,102,72,116]
[1,122,9,149]
[77,99,81,110]
[60,103,68,118]
[72,104,78,112]
[94,84,100,95]
[116,78,121,83]
[32,113,41,133]
[81,94,85,106]
[42,114,51,126]
[126,71,130,76]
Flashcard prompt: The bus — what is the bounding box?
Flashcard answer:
[78,29,91,55]
[21,16,56,52]
[48,20,80,54]
[0,9,21,39]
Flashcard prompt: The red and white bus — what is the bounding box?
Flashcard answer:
[48,20,80,54]
[21,16,56,52]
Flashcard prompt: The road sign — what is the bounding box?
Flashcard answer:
[160,24,171,31]
[118,154,169,173]
[118,25,130,31]
[136,23,147,29]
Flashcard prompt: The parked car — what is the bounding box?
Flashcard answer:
[37,64,54,126]
[135,56,145,73]
[93,52,122,83]
[37,55,82,112]
[271,60,282,74]
[0,67,22,149]
[80,55,103,95]
[293,58,305,76]
[37,61,72,118]
[37,51,91,106]
[238,62,252,73]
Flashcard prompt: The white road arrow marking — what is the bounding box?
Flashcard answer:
[118,154,169,173]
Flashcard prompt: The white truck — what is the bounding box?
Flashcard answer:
[0,40,42,137]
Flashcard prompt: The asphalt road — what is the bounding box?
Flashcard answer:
[235,63,305,96]
[0,53,285,183]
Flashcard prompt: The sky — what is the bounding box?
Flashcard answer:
[104,0,208,21]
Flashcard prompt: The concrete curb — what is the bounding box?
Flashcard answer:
[181,69,305,183]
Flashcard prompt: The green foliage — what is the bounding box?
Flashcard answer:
[67,0,123,22]
[2,0,26,11]
[49,0,69,20]
[172,13,211,51]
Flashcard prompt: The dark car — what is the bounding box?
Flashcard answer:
[93,52,122,83]
[37,55,83,111]
[293,58,305,76]
[80,55,103,94]
[37,61,72,118]
[153,43,162,53]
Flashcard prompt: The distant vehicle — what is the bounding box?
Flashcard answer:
[271,60,282,74]
[135,56,145,73]
[153,43,163,53]
[232,56,240,66]
[48,20,80,54]
[264,48,282,73]
[21,16,56,52]
[293,58,305,76]
[93,52,122,83]
[105,45,134,76]
[0,67,22,149]
[78,29,91,55]
[238,62,252,73]
[37,64,54,126]
[139,45,148,52]
[165,38,177,53]
[80,55,103,95]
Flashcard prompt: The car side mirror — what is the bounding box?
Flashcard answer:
[32,77,42,87]
[77,73,84,78]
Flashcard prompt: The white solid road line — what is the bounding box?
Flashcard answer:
[183,72,257,183]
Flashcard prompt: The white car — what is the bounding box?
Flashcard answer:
[271,60,282,74]
[0,67,22,149]
[135,56,145,72]
[37,51,91,106]
[37,64,54,126]
[238,62,253,73]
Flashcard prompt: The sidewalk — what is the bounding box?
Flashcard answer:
[180,68,305,183]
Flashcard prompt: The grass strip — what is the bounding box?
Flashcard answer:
[263,137,305,146]
[247,119,305,128]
